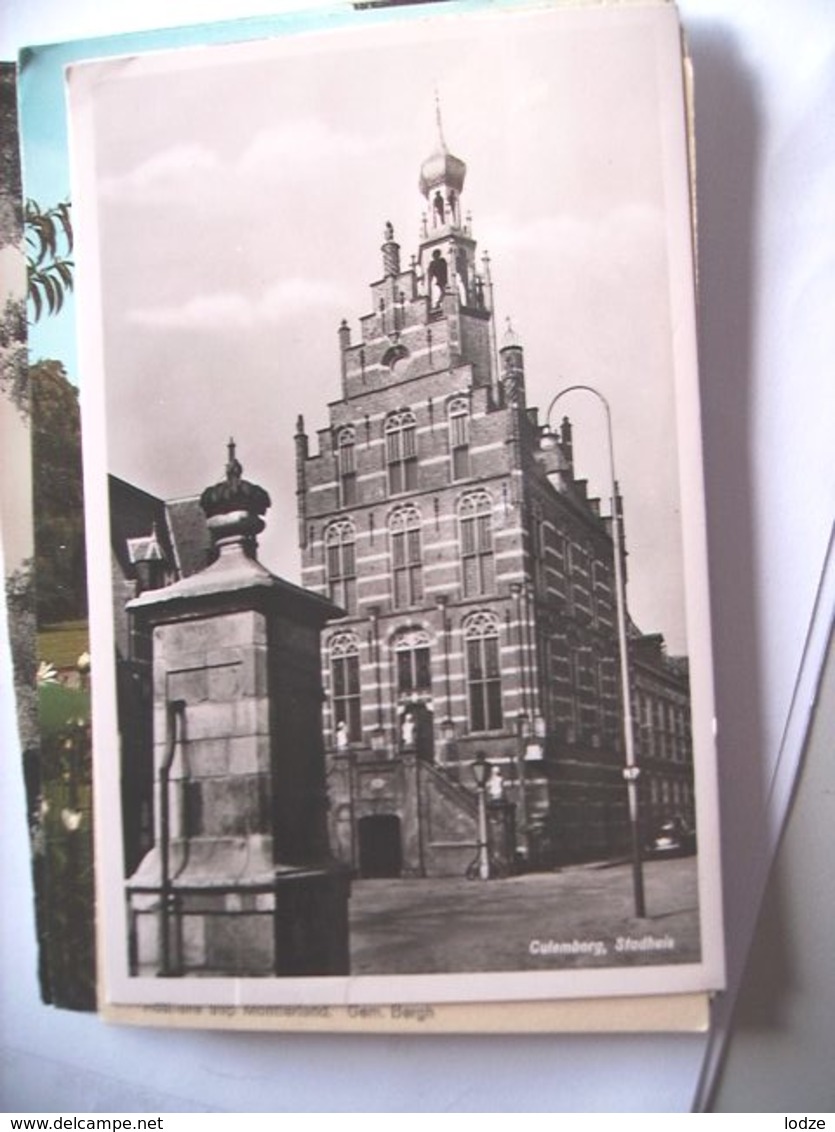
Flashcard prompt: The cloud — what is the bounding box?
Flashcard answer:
[99,144,219,203]
[259,276,349,318]
[483,203,663,262]
[127,276,347,330]
[99,120,380,209]
[237,120,380,178]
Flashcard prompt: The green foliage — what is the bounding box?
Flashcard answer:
[0,64,23,250]
[39,717,97,1011]
[26,199,74,321]
[30,360,87,624]
[38,680,90,737]
[5,562,39,751]
[0,293,26,346]
[0,69,27,415]
[0,291,28,416]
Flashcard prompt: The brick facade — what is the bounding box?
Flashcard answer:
[296,131,694,873]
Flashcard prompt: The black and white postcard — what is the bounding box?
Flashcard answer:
[68,0,725,1015]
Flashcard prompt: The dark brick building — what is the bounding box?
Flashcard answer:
[108,476,212,873]
[631,632,694,836]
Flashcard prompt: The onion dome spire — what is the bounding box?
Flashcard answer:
[419,93,467,215]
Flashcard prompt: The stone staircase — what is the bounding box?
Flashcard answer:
[416,760,481,877]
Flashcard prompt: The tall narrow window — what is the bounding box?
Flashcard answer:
[530,503,546,594]
[560,535,573,611]
[337,426,356,507]
[393,628,432,696]
[390,505,423,608]
[459,490,494,597]
[464,612,503,732]
[572,543,592,621]
[325,519,356,615]
[644,695,656,756]
[330,632,361,742]
[385,410,418,495]
[448,397,470,480]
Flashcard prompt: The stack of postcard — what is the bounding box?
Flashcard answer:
[2,0,725,1032]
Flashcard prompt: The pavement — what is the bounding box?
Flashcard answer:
[349,855,701,975]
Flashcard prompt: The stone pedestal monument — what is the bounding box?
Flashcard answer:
[126,443,349,977]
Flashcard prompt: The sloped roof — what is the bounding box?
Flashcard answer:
[108,476,173,579]
[165,495,212,578]
[109,476,210,583]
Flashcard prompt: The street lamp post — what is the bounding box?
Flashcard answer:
[472,752,492,880]
[541,384,646,918]
[515,712,531,860]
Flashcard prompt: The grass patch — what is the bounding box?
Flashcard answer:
[38,619,89,670]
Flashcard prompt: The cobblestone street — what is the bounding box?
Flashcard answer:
[349,855,701,975]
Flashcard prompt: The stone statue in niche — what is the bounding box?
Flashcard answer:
[400,711,417,750]
[427,249,448,307]
[455,246,469,303]
[487,766,505,802]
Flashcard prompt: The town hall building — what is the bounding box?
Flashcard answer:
[293,120,695,876]
[110,121,696,885]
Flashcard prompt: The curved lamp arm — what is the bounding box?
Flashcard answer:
[543,382,645,915]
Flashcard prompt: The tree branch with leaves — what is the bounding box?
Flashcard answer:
[26,199,74,321]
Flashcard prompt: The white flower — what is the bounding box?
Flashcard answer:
[61,808,83,832]
[76,651,91,674]
[37,661,59,685]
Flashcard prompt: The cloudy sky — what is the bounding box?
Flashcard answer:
[69,2,696,653]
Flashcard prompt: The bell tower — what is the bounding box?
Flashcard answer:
[420,101,484,301]
[336,105,496,400]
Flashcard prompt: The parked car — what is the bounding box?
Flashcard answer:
[645,816,696,858]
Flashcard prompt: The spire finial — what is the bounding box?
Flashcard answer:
[435,88,447,151]
[226,436,242,488]
[502,316,522,349]
[419,95,466,200]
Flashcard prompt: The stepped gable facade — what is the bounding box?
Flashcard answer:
[294,120,693,875]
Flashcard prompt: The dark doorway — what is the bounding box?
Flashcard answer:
[358,815,403,878]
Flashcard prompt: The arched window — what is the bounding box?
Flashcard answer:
[385,410,418,495]
[337,426,356,507]
[390,505,423,608]
[463,612,503,732]
[329,632,361,743]
[325,519,356,615]
[458,490,494,597]
[448,397,470,481]
[381,343,409,372]
[393,628,432,696]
